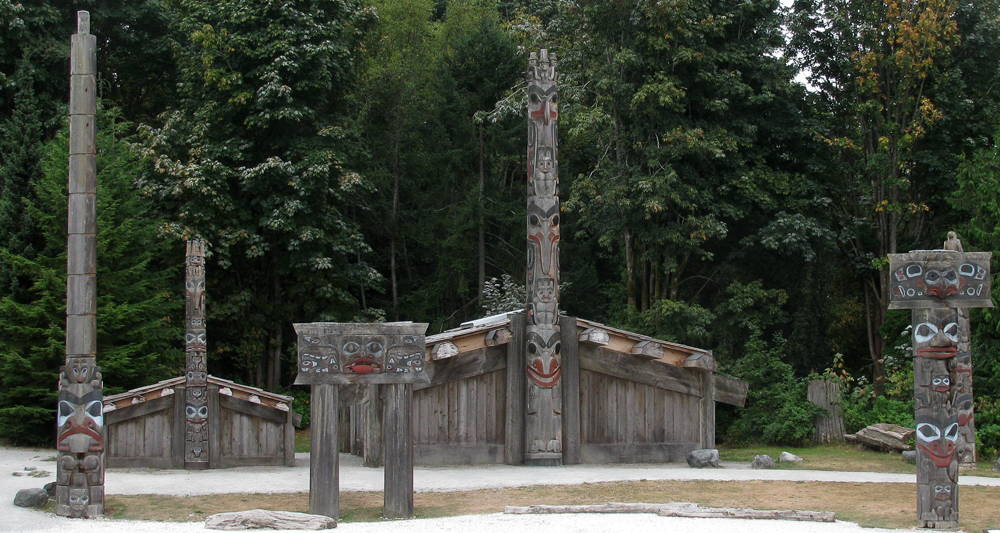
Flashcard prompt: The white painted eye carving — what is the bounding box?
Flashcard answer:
[366,341,383,354]
[85,400,103,426]
[914,323,938,343]
[58,400,75,427]
[942,377,950,386]
[916,423,940,442]
[944,423,959,441]
[343,341,360,355]
[932,377,943,386]
[943,322,959,342]
[959,263,976,277]
[906,264,923,278]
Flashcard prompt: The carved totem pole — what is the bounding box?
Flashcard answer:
[57,11,104,518]
[525,49,562,465]
[184,240,209,467]
[888,238,991,528]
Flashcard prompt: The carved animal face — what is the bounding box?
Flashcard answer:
[526,330,561,388]
[916,419,959,468]
[535,277,556,302]
[185,331,207,352]
[342,335,386,374]
[185,403,208,423]
[67,487,90,515]
[913,308,959,359]
[56,389,103,453]
[385,335,424,374]
[930,375,951,393]
[64,360,100,385]
[933,484,953,502]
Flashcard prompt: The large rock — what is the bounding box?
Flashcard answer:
[13,488,49,508]
[751,454,775,469]
[902,450,917,464]
[686,448,720,468]
[779,451,803,463]
[43,482,56,497]
[205,509,336,530]
[993,457,1000,472]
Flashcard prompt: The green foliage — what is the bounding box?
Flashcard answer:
[615,299,714,348]
[0,109,182,446]
[724,333,821,446]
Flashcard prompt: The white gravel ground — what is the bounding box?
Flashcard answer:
[4,446,993,532]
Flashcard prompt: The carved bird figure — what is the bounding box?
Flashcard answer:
[944,231,963,252]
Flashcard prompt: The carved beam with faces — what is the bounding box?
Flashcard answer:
[578,327,610,346]
[682,352,716,371]
[887,251,992,310]
[630,341,663,359]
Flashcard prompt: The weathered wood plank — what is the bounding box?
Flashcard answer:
[284,402,296,466]
[504,312,525,464]
[207,384,221,468]
[415,443,504,465]
[504,502,835,522]
[363,385,383,467]
[713,373,748,407]
[579,442,697,463]
[416,346,506,391]
[580,346,702,397]
[172,386,185,467]
[560,315,581,464]
[309,384,339,518]
[700,371,716,448]
[105,394,174,425]
[383,383,414,519]
[219,393,287,424]
[808,379,845,444]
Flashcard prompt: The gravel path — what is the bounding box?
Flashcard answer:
[5,446,991,532]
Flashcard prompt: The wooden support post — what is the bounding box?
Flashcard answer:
[309,384,339,518]
[363,385,384,467]
[560,315,581,464]
[172,385,187,468]
[699,370,716,449]
[505,312,526,465]
[284,401,296,466]
[808,379,844,444]
[207,384,220,468]
[57,11,103,518]
[383,383,413,519]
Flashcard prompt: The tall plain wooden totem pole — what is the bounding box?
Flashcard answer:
[888,237,991,528]
[525,49,563,465]
[57,11,104,518]
[184,240,209,468]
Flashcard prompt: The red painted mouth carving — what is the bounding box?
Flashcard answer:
[57,419,103,452]
[926,286,959,298]
[345,358,382,374]
[527,359,561,388]
[932,385,950,393]
[918,441,956,468]
[916,347,957,359]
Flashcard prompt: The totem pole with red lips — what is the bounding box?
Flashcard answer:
[184,240,209,467]
[889,242,992,528]
[524,49,563,465]
[57,11,104,517]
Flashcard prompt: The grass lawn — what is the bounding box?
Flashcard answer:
[718,443,1000,478]
[104,479,1000,531]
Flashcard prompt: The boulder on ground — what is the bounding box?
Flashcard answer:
[779,451,803,463]
[42,482,56,497]
[686,448,720,468]
[994,457,1000,472]
[205,509,336,530]
[902,450,917,464]
[13,488,49,508]
[751,454,775,469]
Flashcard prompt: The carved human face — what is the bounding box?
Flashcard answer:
[526,330,561,388]
[535,278,556,302]
[916,417,959,468]
[913,308,959,359]
[67,487,89,515]
[342,335,386,374]
[57,389,103,453]
[929,375,951,393]
[64,360,100,384]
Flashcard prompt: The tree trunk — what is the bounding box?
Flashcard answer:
[624,229,636,310]
[640,258,650,311]
[390,136,400,321]
[478,125,486,300]
[269,325,282,391]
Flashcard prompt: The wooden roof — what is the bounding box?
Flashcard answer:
[103,375,292,412]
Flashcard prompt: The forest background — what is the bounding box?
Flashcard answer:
[4,0,1000,455]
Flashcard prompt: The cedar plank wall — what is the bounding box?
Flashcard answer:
[105,388,294,468]
[412,347,507,465]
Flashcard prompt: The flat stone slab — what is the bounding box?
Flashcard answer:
[205,509,336,530]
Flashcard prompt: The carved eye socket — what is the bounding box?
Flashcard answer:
[916,422,940,442]
[186,405,197,417]
[914,323,938,343]
[198,406,209,417]
[85,400,102,420]
[944,423,959,441]
[944,270,958,282]
[529,93,540,104]
[942,377,951,386]
[528,343,537,354]
[943,322,959,342]
[554,342,561,354]
[367,341,383,354]
[343,342,360,355]
[960,263,975,276]
[551,215,560,226]
[906,264,923,278]
[932,377,942,386]
[925,270,941,283]
[529,214,540,226]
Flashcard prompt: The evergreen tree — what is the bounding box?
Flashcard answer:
[0,109,183,446]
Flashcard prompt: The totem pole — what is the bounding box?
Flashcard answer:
[184,240,209,468]
[944,231,977,466]
[57,11,104,518]
[525,49,562,465]
[888,238,991,528]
